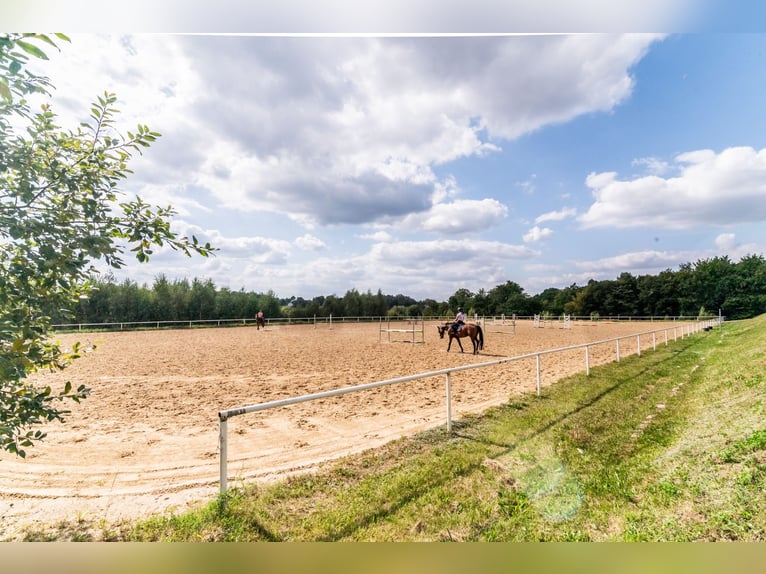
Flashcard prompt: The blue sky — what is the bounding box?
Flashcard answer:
[15,7,766,301]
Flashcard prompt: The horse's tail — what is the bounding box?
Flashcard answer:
[477,324,484,350]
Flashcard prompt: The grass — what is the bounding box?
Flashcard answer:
[11,315,766,541]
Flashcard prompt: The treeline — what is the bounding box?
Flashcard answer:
[53,254,766,325]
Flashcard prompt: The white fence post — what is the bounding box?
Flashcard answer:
[445,372,452,433]
[536,354,542,396]
[219,417,228,495]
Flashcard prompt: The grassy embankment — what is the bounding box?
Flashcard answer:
[23,315,766,541]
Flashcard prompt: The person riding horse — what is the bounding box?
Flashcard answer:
[256,310,265,330]
[437,316,484,354]
[451,307,466,335]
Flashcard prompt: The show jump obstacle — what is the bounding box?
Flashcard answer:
[378,317,425,345]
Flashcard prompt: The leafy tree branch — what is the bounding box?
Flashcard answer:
[0,33,216,456]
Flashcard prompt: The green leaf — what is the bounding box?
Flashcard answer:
[0,79,10,102]
[31,34,60,49]
[15,40,49,60]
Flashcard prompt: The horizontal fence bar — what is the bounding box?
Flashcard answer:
[52,314,722,332]
[217,318,721,494]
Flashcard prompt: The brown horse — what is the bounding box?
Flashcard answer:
[436,322,484,354]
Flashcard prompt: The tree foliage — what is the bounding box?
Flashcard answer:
[51,252,766,331]
[0,34,215,456]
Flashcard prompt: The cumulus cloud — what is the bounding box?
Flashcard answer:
[573,249,697,273]
[715,233,737,250]
[402,198,509,234]
[357,230,393,242]
[37,34,661,231]
[164,221,293,263]
[580,146,766,229]
[294,234,327,251]
[523,225,554,243]
[524,247,700,292]
[631,156,671,175]
[535,207,577,224]
[185,237,541,300]
[349,239,540,298]
[713,233,764,261]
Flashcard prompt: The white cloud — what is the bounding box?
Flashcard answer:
[523,226,554,243]
[573,249,697,273]
[715,233,737,250]
[402,198,509,234]
[294,234,327,251]
[351,239,540,298]
[517,175,537,194]
[7,1,701,35]
[580,146,766,229]
[631,156,671,175]
[36,34,661,231]
[525,248,699,291]
[166,221,293,263]
[535,207,577,224]
[713,233,764,261]
[357,231,393,242]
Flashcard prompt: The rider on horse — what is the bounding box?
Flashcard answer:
[451,307,466,335]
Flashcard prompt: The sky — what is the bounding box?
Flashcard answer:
[15,3,766,301]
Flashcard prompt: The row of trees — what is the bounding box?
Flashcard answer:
[57,253,766,327]
[449,254,766,321]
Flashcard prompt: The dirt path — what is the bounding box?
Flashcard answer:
[0,319,683,539]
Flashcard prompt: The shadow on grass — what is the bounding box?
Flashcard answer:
[453,336,704,455]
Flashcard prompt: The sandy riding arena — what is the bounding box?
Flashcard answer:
[0,318,683,537]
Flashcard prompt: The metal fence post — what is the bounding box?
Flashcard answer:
[219,417,228,495]
[445,372,452,433]
[536,354,541,396]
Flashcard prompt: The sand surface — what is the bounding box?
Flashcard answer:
[0,318,684,539]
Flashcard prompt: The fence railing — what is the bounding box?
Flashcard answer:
[52,314,721,333]
[216,317,722,494]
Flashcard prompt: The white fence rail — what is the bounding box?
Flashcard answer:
[216,318,722,494]
[52,314,720,332]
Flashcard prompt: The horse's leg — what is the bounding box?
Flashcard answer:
[447,336,452,352]
[457,336,464,353]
